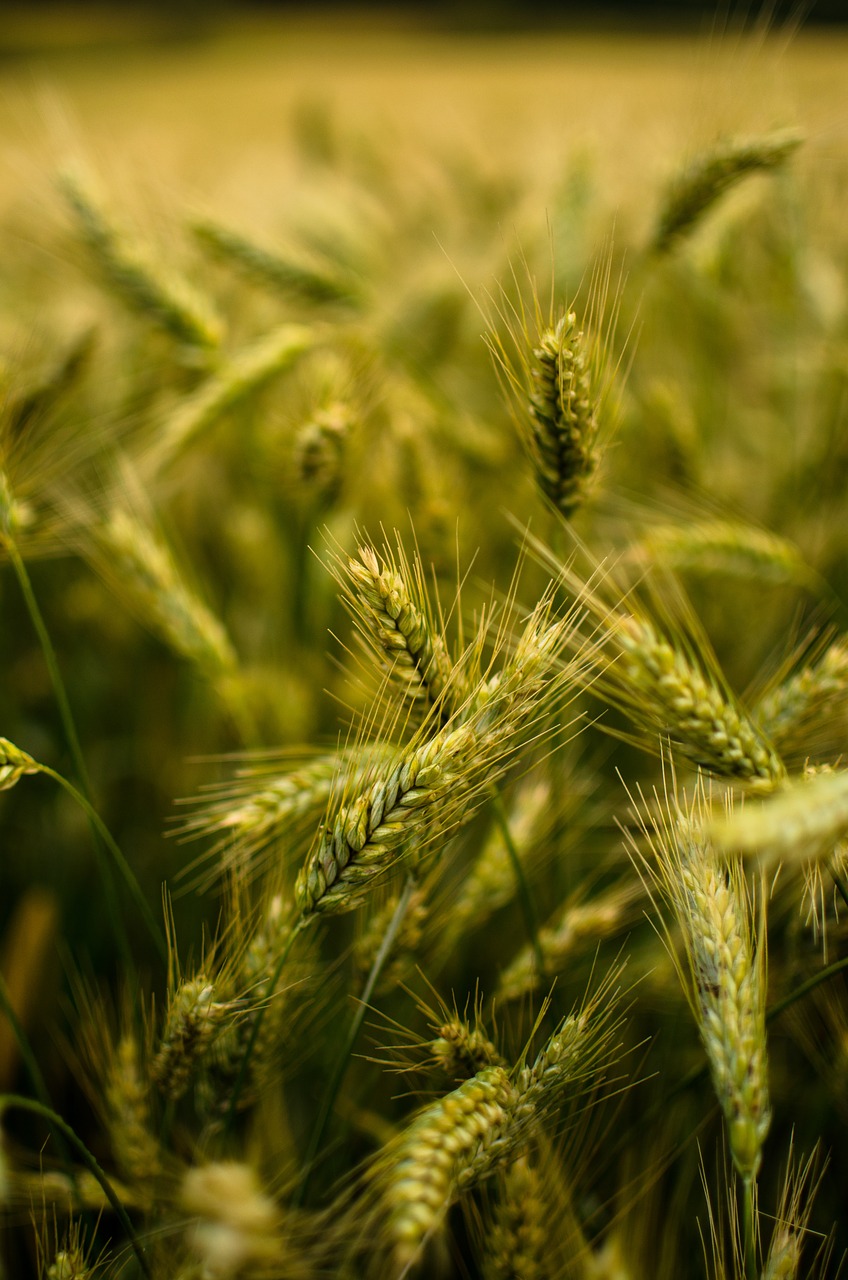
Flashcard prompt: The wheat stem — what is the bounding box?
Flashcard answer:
[0,976,74,1176]
[225,916,309,1125]
[743,1175,758,1280]
[5,540,92,799]
[295,873,417,1208]
[41,766,167,965]
[490,791,546,984]
[0,1095,151,1278]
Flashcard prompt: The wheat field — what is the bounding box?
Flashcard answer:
[1,9,848,1278]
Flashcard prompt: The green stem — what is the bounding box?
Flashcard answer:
[490,791,546,983]
[294,874,417,1208]
[39,766,167,966]
[742,1175,757,1280]
[765,953,848,1023]
[0,1095,151,1279]
[225,916,309,1127]
[6,541,92,800]
[829,863,848,913]
[6,543,165,972]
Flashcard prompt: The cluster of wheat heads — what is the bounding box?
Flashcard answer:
[1,45,848,1280]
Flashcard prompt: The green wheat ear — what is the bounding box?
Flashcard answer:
[652,128,803,253]
[526,311,600,518]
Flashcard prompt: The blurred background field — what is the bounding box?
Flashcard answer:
[1,5,848,1278]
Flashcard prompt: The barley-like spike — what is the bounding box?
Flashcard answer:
[105,1033,161,1193]
[481,1156,549,1280]
[755,638,848,749]
[632,787,771,1182]
[385,1065,518,1272]
[710,767,848,868]
[175,748,390,879]
[652,128,803,252]
[527,312,600,518]
[192,216,361,304]
[354,885,430,996]
[60,170,221,349]
[46,1247,90,1280]
[150,322,316,469]
[296,611,567,917]
[151,975,230,1102]
[498,884,640,1002]
[633,520,812,587]
[181,1161,282,1279]
[95,509,238,680]
[429,1019,505,1082]
[382,972,620,1271]
[617,615,785,788]
[344,541,464,719]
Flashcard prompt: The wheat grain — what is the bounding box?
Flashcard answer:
[755,639,848,750]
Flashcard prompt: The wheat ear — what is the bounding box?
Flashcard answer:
[652,128,803,252]
[616,614,785,788]
[60,169,221,349]
[296,605,572,917]
[754,637,848,751]
[709,766,848,868]
[480,1156,549,1280]
[149,322,316,470]
[192,216,360,304]
[94,508,238,681]
[381,971,621,1272]
[631,785,771,1182]
[342,540,463,717]
[525,311,601,518]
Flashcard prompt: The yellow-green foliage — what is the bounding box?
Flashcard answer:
[1,12,847,1280]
